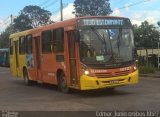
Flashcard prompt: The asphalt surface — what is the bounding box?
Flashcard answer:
[0,67,160,112]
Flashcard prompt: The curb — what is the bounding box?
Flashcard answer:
[140,74,160,78]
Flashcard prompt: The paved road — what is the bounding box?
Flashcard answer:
[0,67,160,111]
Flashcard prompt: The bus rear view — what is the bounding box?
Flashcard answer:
[77,17,139,90]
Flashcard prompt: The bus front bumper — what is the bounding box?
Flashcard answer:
[80,70,139,90]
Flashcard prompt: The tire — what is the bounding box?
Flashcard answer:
[23,69,32,86]
[58,73,70,93]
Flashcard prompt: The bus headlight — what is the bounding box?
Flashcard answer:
[133,66,137,71]
[84,70,90,75]
[81,63,91,76]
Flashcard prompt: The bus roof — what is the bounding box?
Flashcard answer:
[10,16,130,38]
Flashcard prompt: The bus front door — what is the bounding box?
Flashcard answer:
[67,31,79,87]
[33,36,42,82]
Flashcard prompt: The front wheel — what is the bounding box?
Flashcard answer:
[23,69,33,86]
[58,73,70,93]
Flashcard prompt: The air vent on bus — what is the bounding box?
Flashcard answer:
[95,70,130,78]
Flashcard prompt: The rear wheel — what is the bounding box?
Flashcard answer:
[23,68,33,86]
[58,73,70,93]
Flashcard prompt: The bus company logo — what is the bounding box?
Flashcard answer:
[120,67,131,71]
[91,69,108,73]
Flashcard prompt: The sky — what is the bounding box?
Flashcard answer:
[0,0,159,32]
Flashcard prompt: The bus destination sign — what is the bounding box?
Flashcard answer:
[77,18,131,27]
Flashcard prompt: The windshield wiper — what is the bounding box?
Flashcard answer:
[90,27,105,43]
[107,28,124,62]
[117,28,122,57]
[90,27,108,55]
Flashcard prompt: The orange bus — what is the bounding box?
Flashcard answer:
[9,16,139,93]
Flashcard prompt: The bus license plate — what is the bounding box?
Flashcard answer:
[109,80,120,84]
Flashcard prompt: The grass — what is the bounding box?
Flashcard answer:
[139,64,155,74]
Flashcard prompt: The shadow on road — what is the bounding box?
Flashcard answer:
[74,88,133,97]
[13,79,134,98]
[13,79,59,91]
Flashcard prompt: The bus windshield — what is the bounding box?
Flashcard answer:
[79,27,135,66]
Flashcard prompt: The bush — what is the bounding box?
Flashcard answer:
[139,64,155,74]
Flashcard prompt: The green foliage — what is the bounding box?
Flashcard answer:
[133,21,159,49]
[74,0,112,17]
[157,21,160,27]
[0,5,53,48]
[0,25,13,48]
[13,5,53,32]
[139,64,155,74]
[0,32,9,48]
[13,13,32,32]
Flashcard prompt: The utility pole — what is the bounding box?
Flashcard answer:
[10,14,14,33]
[60,0,63,21]
[158,31,160,69]
[11,14,13,25]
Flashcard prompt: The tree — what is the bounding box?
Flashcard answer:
[134,21,159,49]
[133,21,159,64]
[0,31,9,48]
[74,0,112,17]
[0,25,13,48]
[0,5,53,48]
[157,21,160,27]
[13,5,53,32]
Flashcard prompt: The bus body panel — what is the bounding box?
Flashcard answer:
[80,70,139,90]
[10,31,31,78]
[18,55,27,77]
[41,53,62,84]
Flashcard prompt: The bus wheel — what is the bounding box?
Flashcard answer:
[23,69,32,86]
[58,73,70,93]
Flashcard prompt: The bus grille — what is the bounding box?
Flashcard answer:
[95,70,130,78]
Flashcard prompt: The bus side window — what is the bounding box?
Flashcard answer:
[10,39,13,55]
[53,28,64,53]
[42,30,52,53]
[26,35,32,54]
[19,36,26,55]
[52,30,56,51]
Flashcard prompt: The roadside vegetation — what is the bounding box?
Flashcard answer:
[139,64,155,74]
